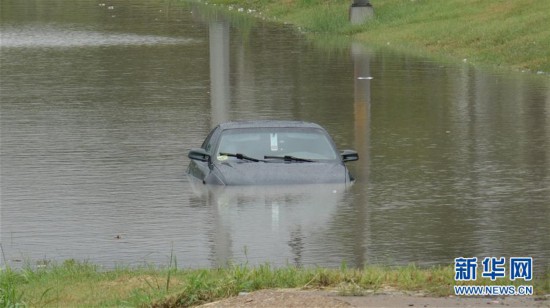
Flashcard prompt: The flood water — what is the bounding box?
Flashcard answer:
[1,0,549,272]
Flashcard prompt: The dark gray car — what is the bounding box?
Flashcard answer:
[187,120,358,185]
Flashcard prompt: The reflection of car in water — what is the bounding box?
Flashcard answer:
[187,120,358,185]
[188,182,348,266]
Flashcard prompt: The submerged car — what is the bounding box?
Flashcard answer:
[187,120,358,185]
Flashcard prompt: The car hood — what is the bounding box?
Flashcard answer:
[210,161,348,185]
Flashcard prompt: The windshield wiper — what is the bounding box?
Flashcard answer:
[264,155,315,162]
[219,152,265,162]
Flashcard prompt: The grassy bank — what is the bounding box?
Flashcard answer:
[1,261,549,307]
[197,0,550,73]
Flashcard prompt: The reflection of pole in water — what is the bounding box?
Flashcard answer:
[208,190,233,267]
[351,42,371,267]
[208,20,232,265]
[352,42,370,183]
[209,20,230,128]
[288,227,304,267]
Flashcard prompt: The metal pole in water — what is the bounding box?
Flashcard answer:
[349,0,374,25]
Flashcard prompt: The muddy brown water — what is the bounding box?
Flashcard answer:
[1,0,549,274]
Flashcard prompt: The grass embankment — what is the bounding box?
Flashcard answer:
[1,260,549,307]
[198,0,550,73]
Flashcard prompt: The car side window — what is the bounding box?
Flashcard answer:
[201,127,219,154]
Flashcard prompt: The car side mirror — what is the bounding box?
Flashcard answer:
[188,148,211,162]
[341,150,359,162]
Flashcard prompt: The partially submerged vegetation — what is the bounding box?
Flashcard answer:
[195,0,550,73]
[1,260,549,307]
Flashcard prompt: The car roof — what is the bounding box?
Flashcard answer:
[217,120,324,130]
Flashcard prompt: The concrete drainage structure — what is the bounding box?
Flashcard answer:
[349,0,374,25]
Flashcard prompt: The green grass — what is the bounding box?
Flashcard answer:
[0,267,26,307]
[2,260,549,307]
[194,0,550,72]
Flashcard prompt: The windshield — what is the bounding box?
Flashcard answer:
[215,127,338,162]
